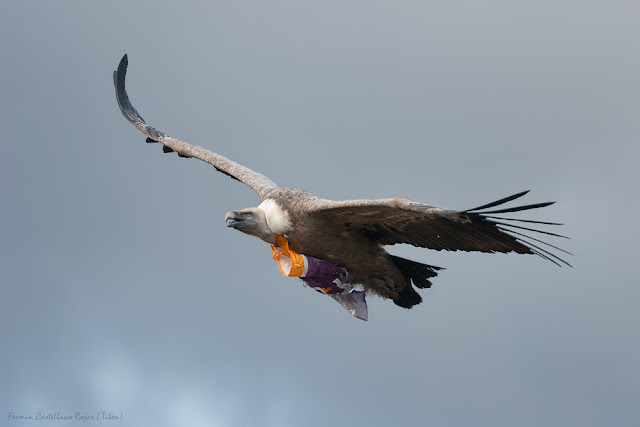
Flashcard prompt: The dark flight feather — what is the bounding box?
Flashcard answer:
[463,190,530,212]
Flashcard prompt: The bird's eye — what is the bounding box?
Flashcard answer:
[246,213,253,218]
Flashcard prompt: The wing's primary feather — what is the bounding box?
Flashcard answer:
[462,190,530,212]
[113,54,279,200]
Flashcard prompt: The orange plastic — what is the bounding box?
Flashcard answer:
[271,235,306,277]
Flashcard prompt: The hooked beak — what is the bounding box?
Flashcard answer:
[225,211,241,227]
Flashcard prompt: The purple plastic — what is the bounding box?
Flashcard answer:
[299,256,367,321]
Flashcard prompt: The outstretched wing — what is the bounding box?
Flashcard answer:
[113,54,279,200]
[306,191,571,266]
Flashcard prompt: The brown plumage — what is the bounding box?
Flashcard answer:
[114,55,571,309]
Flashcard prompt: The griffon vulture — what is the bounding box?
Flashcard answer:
[114,55,570,311]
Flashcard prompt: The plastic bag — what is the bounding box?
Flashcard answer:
[271,235,368,321]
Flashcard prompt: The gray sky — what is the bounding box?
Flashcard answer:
[2,1,639,426]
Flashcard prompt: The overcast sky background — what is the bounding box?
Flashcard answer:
[2,1,639,426]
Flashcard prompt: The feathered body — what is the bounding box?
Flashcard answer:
[254,189,426,306]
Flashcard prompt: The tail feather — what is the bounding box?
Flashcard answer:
[390,255,443,308]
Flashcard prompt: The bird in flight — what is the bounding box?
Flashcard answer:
[114,54,570,313]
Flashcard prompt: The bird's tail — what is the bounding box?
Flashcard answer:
[390,255,443,308]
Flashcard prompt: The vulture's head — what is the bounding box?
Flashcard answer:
[225,208,277,244]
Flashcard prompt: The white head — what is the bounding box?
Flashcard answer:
[225,207,277,244]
